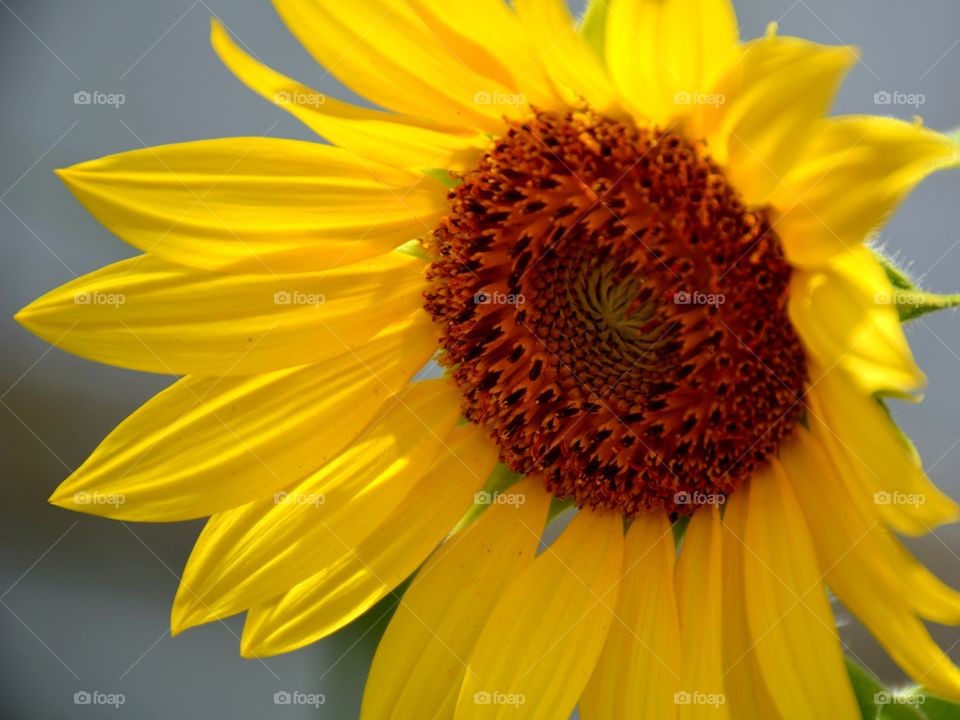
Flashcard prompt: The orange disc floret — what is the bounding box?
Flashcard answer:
[424,108,808,516]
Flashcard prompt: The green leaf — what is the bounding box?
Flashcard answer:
[874,250,960,322]
[579,0,609,57]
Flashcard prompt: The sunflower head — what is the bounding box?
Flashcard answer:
[15,0,960,718]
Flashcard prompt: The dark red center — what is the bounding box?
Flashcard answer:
[424,108,808,516]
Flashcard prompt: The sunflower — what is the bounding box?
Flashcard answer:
[16,0,960,717]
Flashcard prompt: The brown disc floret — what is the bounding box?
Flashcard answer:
[424,108,808,516]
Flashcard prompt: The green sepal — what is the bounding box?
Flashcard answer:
[874,250,960,323]
[422,168,461,189]
[579,0,609,57]
[452,462,525,533]
[845,657,960,719]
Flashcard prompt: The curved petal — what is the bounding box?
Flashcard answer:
[605,0,740,124]
[272,0,515,132]
[15,252,426,376]
[405,0,559,109]
[789,246,925,396]
[170,379,461,632]
[720,493,780,719]
[360,476,550,720]
[48,315,437,521]
[675,506,729,720]
[579,512,681,720]
[211,21,488,171]
[513,0,621,115]
[56,137,448,273]
[783,428,960,700]
[455,509,623,719]
[742,463,860,720]
[772,116,959,267]
[807,373,959,535]
[240,423,498,657]
[706,34,857,205]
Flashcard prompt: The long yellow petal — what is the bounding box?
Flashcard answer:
[579,512,681,720]
[605,0,740,124]
[455,509,623,719]
[772,116,959,267]
[742,464,860,720]
[56,137,448,273]
[170,379,461,632]
[807,375,959,534]
[709,34,857,205]
[675,506,729,720]
[48,316,437,521]
[513,0,620,115]
[240,423,498,656]
[272,0,515,132]
[786,429,960,631]
[15,251,425,376]
[211,20,488,171]
[790,246,925,396]
[720,493,781,719]
[783,428,960,700]
[360,476,550,720]
[405,0,559,110]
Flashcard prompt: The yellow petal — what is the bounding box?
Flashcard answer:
[675,506,729,720]
[170,379,461,632]
[720,493,780,719]
[772,116,959,267]
[272,0,514,132]
[455,509,623,719]
[405,0,559,110]
[710,35,857,205]
[360,476,550,720]
[741,463,860,720]
[241,423,498,656]
[48,316,437,521]
[15,251,425,376]
[211,20,488,171]
[783,428,960,700]
[807,374,959,535]
[513,0,620,115]
[789,246,925,396]
[579,512,681,720]
[56,137,448,273]
[605,0,740,124]
[786,428,960,631]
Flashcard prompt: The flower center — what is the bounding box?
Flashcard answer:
[424,108,807,516]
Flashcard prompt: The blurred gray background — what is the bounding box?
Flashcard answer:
[3,1,960,718]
